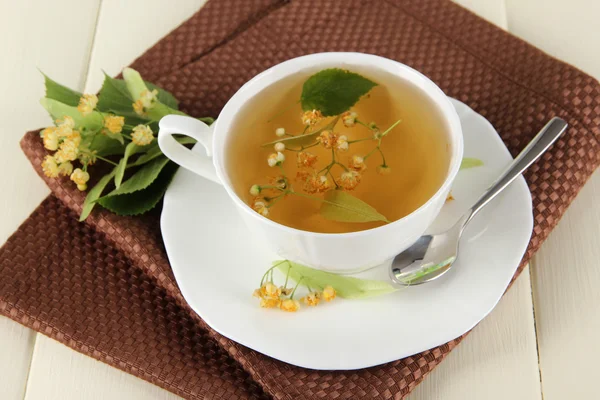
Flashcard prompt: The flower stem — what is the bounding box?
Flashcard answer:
[380,119,402,137]
[290,277,304,299]
[260,260,288,286]
[364,146,379,160]
[347,137,373,144]
[377,147,387,165]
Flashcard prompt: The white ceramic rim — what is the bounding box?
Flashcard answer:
[212,52,464,238]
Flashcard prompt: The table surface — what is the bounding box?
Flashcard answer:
[1,1,599,399]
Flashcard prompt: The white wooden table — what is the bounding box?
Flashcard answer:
[1,1,599,399]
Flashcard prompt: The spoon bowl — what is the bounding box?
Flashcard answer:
[390,117,568,286]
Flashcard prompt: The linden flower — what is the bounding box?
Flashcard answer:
[262,282,282,299]
[296,170,311,183]
[41,127,59,151]
[133,89,158,116]
[275,127,286,137]
[56,116,75,138]
[339,170,361,190]
[336,135,349,152]
[77,94,98,116]
[260,298,282,309]
[301,292,321,307]
[274,142,285,152]
[41,155,59,178]
[322,285,336,302]
[253,200,269,217]
[104,115,125,134]
[250,184,261,196]
[296,151,318,168]
[342,111,357,127]
[280,287,293,296]
[376,165,391,175]
[280,299,300,312]
[78,147,97,165]
[269,175,287,190]
[70,168,90,191]
[304,174,331,194]
[57,161,73,177]
[267,152,285,167]
[54,139,79,163]
[348,155,367,172]
[317,130,335,149]
[131,124,154,146]
[301,109,323,126]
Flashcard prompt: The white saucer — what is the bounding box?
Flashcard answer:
[161,99,533,370]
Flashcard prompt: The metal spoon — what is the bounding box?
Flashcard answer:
[390,117,568,286]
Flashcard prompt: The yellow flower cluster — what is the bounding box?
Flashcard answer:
[131,124,154,146]
[253,280,336,313]
[41,116,89,192]
[249,109,397,218]
[133,89,158,116]
[77,94,98,116]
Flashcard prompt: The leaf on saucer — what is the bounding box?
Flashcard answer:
[97,162,178,216]
[301,68,377,116]
[276,261,397,299]
[42,73,82,106]
[460,157,483,170]
[320,190,389,223]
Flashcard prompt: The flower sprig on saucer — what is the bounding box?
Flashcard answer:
[253,260,399,312]
[249,69,398,224]
[38,68,213,221]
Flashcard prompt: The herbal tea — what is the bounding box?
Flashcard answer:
[225,68,450,233]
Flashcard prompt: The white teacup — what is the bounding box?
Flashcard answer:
[158,52,463,273]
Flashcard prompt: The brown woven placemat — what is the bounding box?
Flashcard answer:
[2,0,600,399]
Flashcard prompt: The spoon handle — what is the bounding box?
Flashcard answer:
[464,117,568,226]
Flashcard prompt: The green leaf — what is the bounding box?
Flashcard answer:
[122,68,148,100]
[132,136,195,167]
[43,73,81,106]
[319,190,389,223]
[97,162,178,216]
[40,98,103,132]
[79,169,116,221]
[276,261,397,299]
[99,156,170,199]
[90,134,125,156]
[146,81,178,109]
[114,142,140,188]
[301,68,377,116]
[460,157,484,170]
[96,73,135,114]
[146,102,186,119]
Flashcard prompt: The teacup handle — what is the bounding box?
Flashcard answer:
[158,115,221,184]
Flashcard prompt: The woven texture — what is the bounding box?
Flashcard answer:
[2,0,600,399]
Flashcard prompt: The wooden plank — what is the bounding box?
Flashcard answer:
[0,317,36,400]
[24,335,181,400]
[0,0,100,243]
[529,172,600,400]
[85,0,209,93]
[0,1,101,399]
[453,0,508,28]
[408,267,542,400]
[505,0,600,78]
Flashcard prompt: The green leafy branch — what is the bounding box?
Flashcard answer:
[39,68,213,221]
